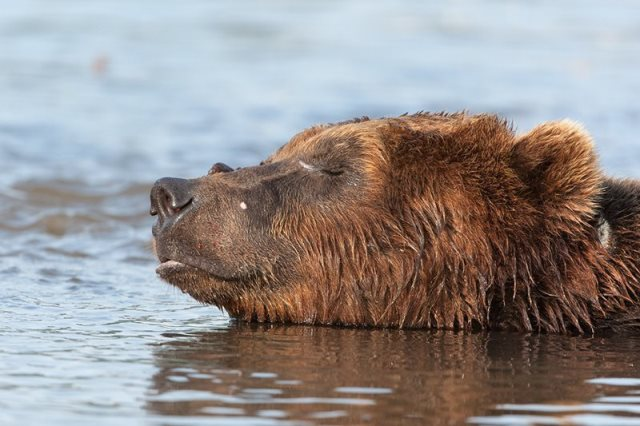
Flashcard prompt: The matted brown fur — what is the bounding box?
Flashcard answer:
[151,112,640,333]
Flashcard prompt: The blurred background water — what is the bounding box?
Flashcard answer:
[1,1,640,425]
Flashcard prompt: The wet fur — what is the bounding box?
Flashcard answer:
[154,113,640,333]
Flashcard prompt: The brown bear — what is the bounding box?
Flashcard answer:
[150,112,640,333]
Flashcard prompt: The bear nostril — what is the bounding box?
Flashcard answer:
[159,187,193,217]
[150,177,194,220]
[159,188,192,216]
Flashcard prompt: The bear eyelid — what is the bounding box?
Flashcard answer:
[320,168,344,176]
[299,160,344,176]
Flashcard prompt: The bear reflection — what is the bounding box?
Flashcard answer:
[146,323,636,425]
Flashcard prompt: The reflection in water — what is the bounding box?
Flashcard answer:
[148,323,640,425]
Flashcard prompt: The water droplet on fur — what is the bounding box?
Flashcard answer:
[299,160,316,171]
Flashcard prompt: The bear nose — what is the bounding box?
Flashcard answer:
[150,177,194,221]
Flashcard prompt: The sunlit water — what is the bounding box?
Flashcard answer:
[2,1,640,425]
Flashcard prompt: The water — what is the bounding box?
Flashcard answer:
[1,0,640,425]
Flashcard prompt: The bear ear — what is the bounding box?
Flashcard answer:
[511,120,602,222]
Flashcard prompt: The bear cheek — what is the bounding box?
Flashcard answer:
[198,206,261,259]
[190,214,232,257]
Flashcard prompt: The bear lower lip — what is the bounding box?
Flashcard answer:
[155,255,243,283]
[156,260,186,274]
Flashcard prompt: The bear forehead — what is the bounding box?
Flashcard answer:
[266,120,391,176]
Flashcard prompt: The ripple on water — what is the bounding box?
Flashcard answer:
[334,387,393,395]
[469,378,640,426]
[0,178,152,237]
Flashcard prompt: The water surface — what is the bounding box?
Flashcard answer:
[2,0,640,425]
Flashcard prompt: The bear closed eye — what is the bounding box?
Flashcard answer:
[151,112,640,334]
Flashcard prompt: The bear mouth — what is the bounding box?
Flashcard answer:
[155,257,198,280]
[155,255,242,284]
[156,259,188,274]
